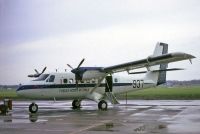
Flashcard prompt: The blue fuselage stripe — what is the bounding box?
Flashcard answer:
[17,83,133,91]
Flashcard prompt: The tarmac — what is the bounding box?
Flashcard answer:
[0,100,200,134]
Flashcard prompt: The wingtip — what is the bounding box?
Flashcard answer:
[186,54,196,59]
[171,52,196,59]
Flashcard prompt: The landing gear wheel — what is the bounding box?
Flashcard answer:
[98,100,108,111]
[29,103,38,113]
[72,100,81,109]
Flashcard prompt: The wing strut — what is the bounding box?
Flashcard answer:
[189,59,193,64]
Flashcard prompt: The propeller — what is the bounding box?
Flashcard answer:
[67,58,85,88]
[28,67,47,78]
[67,58,85,74]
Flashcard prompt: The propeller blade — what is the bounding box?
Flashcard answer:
[28,74,39,78]
[28,74,34,77]
[77,58,85,69]
[34,69,39,74]
[67,64,74,70]
[41,67,47,74]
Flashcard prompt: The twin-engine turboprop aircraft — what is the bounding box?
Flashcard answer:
[17,42,195,113]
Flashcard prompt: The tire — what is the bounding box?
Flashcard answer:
[98,100,108,111]
[72,100,81,109]
[29,103,38,113]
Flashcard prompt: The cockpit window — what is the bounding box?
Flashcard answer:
[47,75,55,82]
[33,74,49,81]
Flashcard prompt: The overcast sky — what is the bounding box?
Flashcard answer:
[0,0,199,85]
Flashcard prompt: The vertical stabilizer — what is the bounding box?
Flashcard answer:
[145,42,168,85]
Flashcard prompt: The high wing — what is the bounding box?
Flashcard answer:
[102,52,195,74]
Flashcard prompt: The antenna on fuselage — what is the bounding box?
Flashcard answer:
[55,68,59,72]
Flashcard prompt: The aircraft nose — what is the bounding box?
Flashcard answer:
[16,86,25,96]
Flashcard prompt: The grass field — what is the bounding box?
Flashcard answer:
[0,89,18,100]
[118,86,200,100]
[0,86,200,100]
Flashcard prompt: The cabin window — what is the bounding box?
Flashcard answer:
[63,79,68,83]
[48,75,55,82]
[114,78,118,83]
[69,79,73,84]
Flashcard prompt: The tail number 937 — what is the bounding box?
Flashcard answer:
[133,80,144,88]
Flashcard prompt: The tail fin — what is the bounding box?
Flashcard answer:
[145,42,168,85]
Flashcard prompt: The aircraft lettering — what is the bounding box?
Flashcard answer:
[59,88,89,93]
[133,80,144,88]
[79,88,89,92]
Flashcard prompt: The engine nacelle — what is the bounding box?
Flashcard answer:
[81,70,106,80]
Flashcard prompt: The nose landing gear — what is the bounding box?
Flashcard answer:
[29,103,38,113]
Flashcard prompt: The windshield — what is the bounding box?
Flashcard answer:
[33,74,49,81]
[46,75,55,82]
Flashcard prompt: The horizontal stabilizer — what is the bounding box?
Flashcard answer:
[128,68,184,74]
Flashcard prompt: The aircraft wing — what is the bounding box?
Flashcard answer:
[102,52,195,74]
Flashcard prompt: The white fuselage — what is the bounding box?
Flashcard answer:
[16,72,156,100]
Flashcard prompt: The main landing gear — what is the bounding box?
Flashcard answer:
[71,99,108,111]
[98,100,108,111]
[29,103,38,113]
[72,99,81,109]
